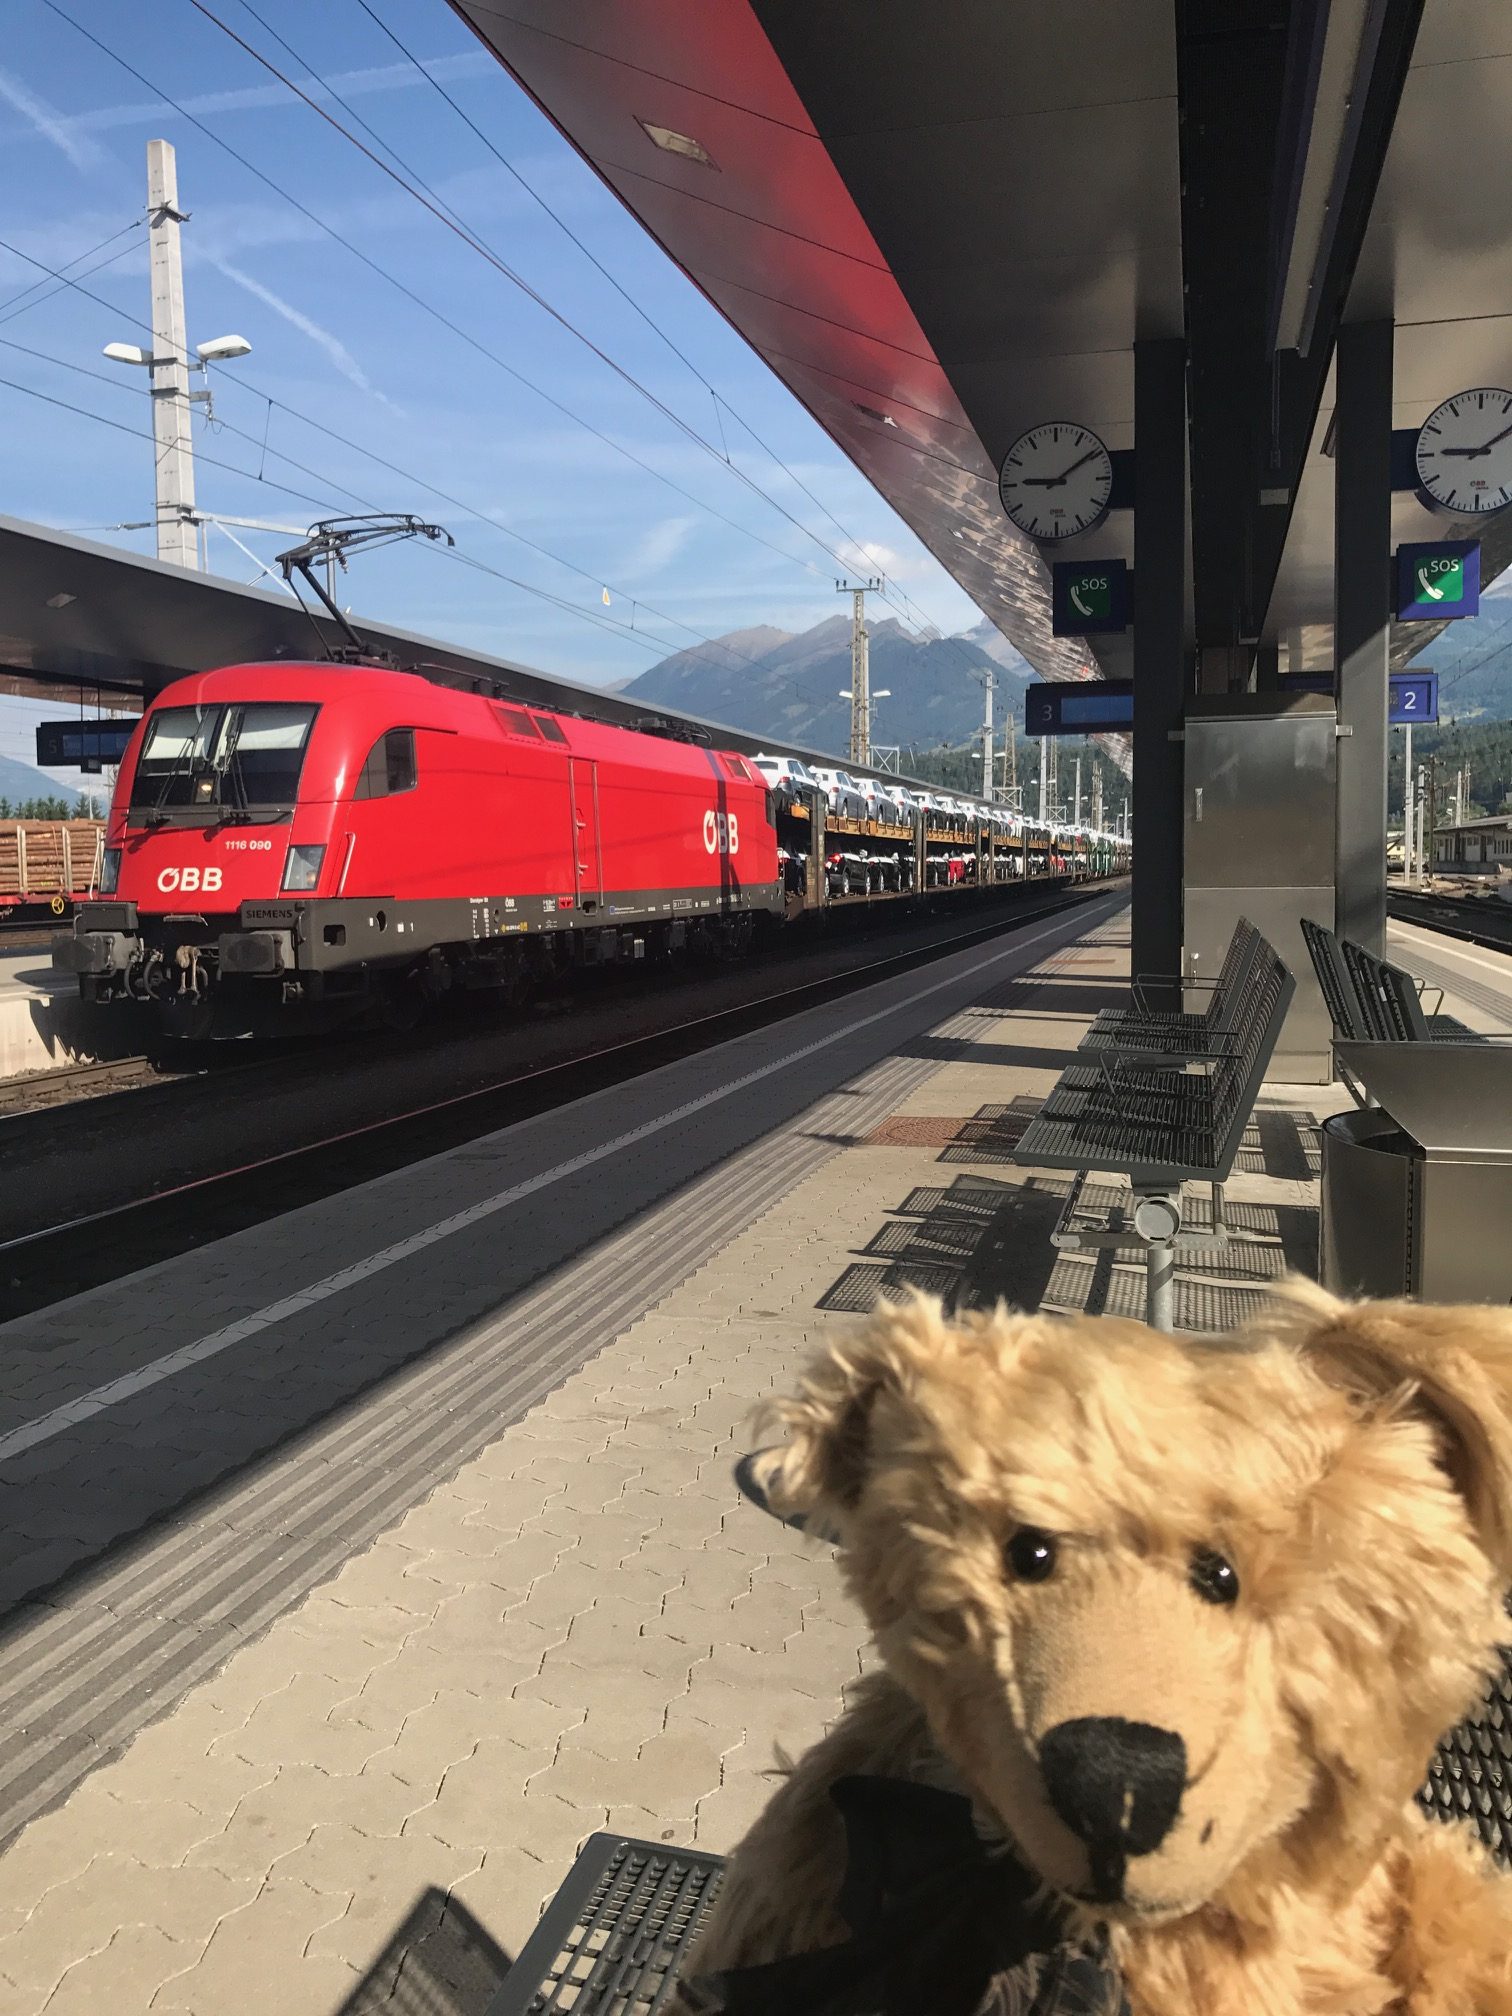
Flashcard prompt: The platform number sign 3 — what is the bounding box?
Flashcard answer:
[998,423,1113,541]
[1414,389,1512,516]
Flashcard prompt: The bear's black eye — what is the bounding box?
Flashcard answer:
[1006,1528,1057,1583]
[1190,1549,1239,1606]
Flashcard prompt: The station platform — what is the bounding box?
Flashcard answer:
[0,949,142,1078]
[0,897,1503,2014]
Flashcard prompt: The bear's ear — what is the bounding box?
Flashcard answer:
[761,1295,955,1527]
[1271,1277,1512,1570]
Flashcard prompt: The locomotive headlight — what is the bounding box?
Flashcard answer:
[99,847,121,895]
[281,842,326,892]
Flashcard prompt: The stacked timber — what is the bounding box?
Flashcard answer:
[0,821,105,900]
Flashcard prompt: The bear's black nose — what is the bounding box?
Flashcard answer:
[1039,1716,1187,1894]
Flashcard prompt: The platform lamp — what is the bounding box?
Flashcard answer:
[103,333,253,569]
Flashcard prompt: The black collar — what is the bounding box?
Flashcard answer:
[685,1776,1129,2016]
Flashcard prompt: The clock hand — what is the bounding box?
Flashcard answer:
[1021,448,1103,490]
[1438,419,1512,458]
[1055,447,1102,482]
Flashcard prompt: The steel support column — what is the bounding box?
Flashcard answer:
[1131,337,1187,989]
[1334,319,1393,956]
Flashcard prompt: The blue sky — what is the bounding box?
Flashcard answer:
[0,0,987,784]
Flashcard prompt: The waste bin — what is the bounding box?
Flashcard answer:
[1323,1045,1512,1302]
[1320,1107,1418,1297]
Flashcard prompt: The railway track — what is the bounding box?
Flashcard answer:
[0,879,1118,1319]
[0,1054,161,1117]
[1388,888,1512,955]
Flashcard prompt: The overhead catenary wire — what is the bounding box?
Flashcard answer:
[191,0,968,613]
[39,0,860,595]
[37,1,996,699]
[11,26,988,710]
[0,233,797,685]
[346,0,978,647]
[0,219,146,327]
[178,0,984,662]
[0,356,717,662]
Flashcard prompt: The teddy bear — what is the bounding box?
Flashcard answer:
[677,1281,1512,2016]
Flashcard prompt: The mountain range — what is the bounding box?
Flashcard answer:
[621,616,1033,756]
[0,754,85,808]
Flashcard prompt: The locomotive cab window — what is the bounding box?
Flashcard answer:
[129,701,317,817]
[354,728,417,799]
[494,705,538,738]
[531,715,567,743]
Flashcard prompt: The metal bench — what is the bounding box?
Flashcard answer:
[1080,916,1263,1064]
[484,1832,724,2014]
[1301,916,1369,1041]
[1342,937,1479,1044]
[1012,941,1296,1330]
[1301,916,1478,1050]
[486,1631,1512,2016]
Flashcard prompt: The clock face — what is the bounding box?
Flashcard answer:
[998,423,1113,541]
[1414,389,1512,517]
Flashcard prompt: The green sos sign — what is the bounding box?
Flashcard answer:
[1052,558,1130,636]
[1396,540,1480,622]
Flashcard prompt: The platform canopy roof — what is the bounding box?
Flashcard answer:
[451,0,1512,685]
[0,513,940,783]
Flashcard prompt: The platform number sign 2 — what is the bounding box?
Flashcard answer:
[1388,674,1439,726]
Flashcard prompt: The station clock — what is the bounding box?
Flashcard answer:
[997,423,1113,541]
[1414,389,1512,517]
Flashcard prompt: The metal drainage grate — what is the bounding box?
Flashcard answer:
[486,1834,724,2015]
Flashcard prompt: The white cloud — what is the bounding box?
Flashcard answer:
[209,257,397,409]
[0,64,103,171]
[620,514,696,577]
[10,51,493,144]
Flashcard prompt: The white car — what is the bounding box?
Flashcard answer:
[851,774,888,820]
[881,784,917,822]
[810,767,868,820]
[753,753,819,806]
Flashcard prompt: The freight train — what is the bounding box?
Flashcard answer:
[53,658,1128,1035]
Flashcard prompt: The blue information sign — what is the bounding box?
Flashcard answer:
[1389,672,1438,725]
[36,719,137,768]
[1024,680,1134,736]
[1396,541,1480,622]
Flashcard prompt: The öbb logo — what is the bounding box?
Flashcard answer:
[156,866,224,894]
[702,810,739,855]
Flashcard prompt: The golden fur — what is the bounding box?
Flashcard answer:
[685,1282,1512,2014]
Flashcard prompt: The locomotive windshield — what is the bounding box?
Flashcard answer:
[129,703,318,820]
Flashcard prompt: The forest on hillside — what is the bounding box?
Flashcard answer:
[900,734,1130,822]
[1387,717,1512,821]
[0,796,103,820]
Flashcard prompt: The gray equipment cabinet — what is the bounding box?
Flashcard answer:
[1322,1044,1512,1302]
[1183,692,1336,1083]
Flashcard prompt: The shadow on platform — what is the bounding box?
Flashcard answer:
[817,1100,1324,1326]
[333,1885,512,2016]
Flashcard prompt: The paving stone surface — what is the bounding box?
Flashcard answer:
[0,903,1455,2013]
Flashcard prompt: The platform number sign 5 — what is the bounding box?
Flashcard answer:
[703,809,739,855]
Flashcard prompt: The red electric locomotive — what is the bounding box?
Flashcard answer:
[55,660,781,1033]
